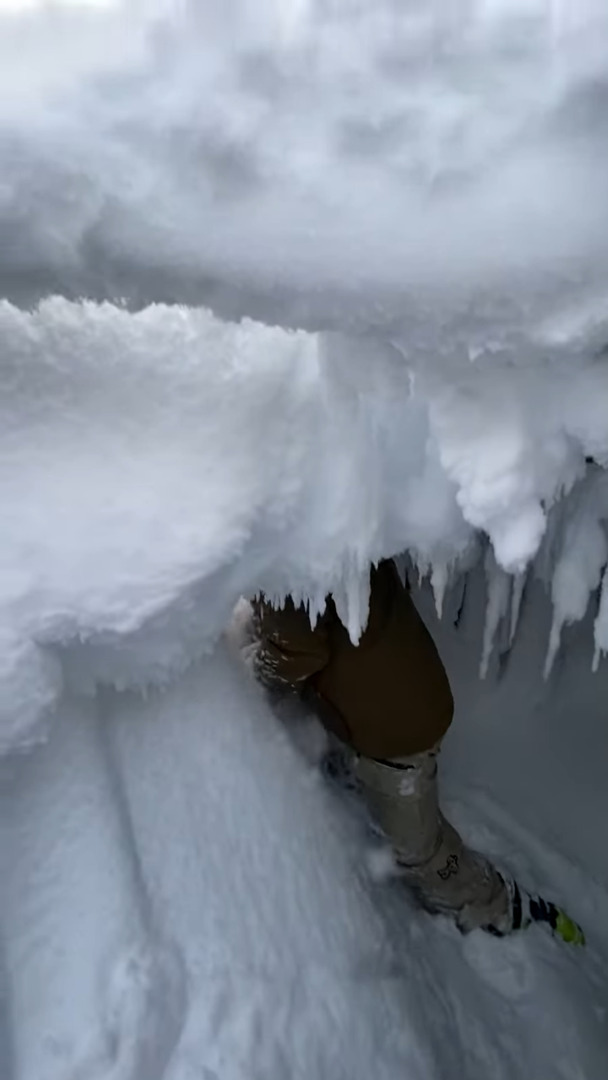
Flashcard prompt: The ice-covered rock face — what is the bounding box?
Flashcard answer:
[2,0,608,748]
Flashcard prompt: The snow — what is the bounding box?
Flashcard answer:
[3,304,608,1078]
[2,0,608,1077]
[2,588,607,1080]
[2,298,608,752]
[2,0,608,336]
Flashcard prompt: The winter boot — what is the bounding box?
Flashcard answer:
[507,881,585,944]
[355,750,584,942]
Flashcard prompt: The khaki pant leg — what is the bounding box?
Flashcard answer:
[356,752,510,932]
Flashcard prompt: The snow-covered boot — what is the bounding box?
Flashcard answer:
[355,750,584,942]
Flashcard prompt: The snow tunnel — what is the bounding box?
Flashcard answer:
[1,2,608,1078]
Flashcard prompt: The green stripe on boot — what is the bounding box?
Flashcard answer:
[526,890,585,945]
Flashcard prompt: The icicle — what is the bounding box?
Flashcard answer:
[394,554,409,588]
[430,562,449,620]
[307,588,327,630]
[509,571,526,646]
[442,571,467,628]
[333,556,371,645]
[544,611,563,680]
[593,567,608,673]
[480,548,511,679]
[410,553,428,590]
[544,486,608,677]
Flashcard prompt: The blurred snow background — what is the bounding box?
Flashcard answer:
[1,1,608,1078]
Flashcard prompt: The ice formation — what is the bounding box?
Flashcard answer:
[0,1,607,738]
[3,295,608,750]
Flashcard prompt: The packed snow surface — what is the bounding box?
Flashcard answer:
[2,585,608,1080]
[2,1,608,1078]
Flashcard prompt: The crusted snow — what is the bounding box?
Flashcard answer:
[2,582,607,1080]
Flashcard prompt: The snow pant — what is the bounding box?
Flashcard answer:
[252,560,454,759]
[252,562,511,932]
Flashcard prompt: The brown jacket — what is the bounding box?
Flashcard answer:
[253,560,453,760]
